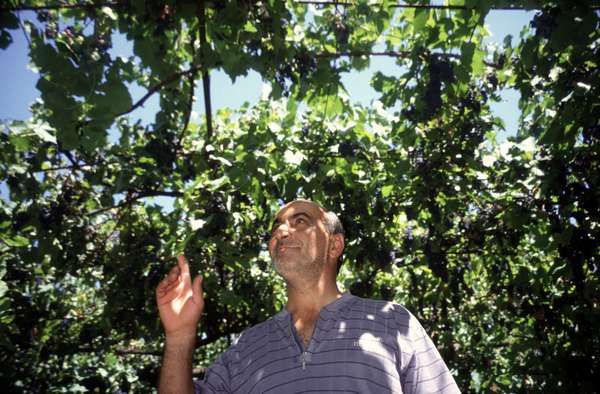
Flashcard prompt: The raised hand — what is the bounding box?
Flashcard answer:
[156,255,204,338]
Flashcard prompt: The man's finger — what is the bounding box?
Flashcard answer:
[167,265,180,284]
[157,278,180,296]
[157,274,175,291]
[156,288,182,306]
[157,278,186,301]
[156,278,168,293]
[178,255,191,277]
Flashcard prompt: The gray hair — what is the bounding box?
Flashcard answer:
[322,210,345,274]
[323,211,345,237]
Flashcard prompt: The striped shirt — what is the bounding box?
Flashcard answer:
[195,292,460,393]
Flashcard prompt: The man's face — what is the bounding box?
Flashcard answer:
[268,201,329,279]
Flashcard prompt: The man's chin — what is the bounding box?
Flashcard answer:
[272,259,302,277]
[272,258,323,279]
[272,259,292,274]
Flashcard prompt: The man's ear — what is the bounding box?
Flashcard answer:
[328,233,345,261]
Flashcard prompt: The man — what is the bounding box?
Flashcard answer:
[156,199,460,393]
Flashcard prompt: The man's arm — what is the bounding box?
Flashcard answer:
[156,255,204,394]
[400,323,460,394]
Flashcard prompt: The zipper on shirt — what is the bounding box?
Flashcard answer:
[290,315,312,370]
[300,351,307,370]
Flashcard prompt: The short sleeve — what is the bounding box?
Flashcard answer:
[193,353,232,394]
[398,316,461,394]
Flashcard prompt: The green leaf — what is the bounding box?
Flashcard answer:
[0,12,18,49]
[413,9,429,34]
[472,47,485,76]
[205,175,230,191]
[33,123,57,144]
[381,185,394,197]
[0,280,7,298]
[0,12,19,30]
[101,6,118,21]
[457,39,485,79]
[9,135,31,152]
[0,30,12,49]
[4,235,30,247]
[103,69,133,114]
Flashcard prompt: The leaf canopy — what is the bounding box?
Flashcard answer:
[0,1,599,392]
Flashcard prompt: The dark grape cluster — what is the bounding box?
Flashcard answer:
[36,10,50,23]
[272,48,318,97]
[424,55,455,118]
[582,124,599,145]
[530,8,558,39]
[331,14,349,48]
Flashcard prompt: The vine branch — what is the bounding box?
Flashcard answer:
[115,66,201,118]
[4,1,597,13]
[0,2,121,12]
[177,44,197,152]
[113,49,498,121]
[292,1,574,10]
[316,50,499,68]
[197,0,214,144]
[89,189,183,216]
[17,14,31,46]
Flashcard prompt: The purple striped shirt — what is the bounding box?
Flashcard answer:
[195,292,460,393]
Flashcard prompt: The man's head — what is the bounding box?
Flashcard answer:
[268,199,345,282]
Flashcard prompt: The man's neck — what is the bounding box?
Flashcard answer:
[285,276,343,318]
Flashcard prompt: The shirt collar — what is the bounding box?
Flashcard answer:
[273,291,354,323]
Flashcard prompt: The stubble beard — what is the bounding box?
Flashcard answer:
[272,245,327,282]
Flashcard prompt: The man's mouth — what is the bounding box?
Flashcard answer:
[277,241,301,252]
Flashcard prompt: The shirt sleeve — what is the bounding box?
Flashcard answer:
[193,353,232,394]
[398,315,461,394]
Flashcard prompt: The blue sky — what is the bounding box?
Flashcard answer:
[1,10,533,126]
[0,9,534,205]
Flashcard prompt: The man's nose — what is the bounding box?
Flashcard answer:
[274,222,291,239]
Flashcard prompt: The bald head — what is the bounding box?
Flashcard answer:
[276,199,344,236]
[271,199,345,273]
